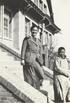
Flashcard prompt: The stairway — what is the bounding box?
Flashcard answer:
[0,46,54,102]
[0,47,48,103]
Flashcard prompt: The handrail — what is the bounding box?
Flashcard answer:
[42,66,53,79]
[0,42,53,79]
[0,42,21,59]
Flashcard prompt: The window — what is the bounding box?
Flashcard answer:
[4,17,9,37]
[25,18,30,36]
[0,5,4,37]
[4,8,12,39]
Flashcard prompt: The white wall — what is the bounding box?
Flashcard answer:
[13,12,19,50]
[19,11,25,53]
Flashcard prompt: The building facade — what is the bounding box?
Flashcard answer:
[0,0,60,67]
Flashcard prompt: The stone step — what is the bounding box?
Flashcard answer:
[0,68,47,103]
[48,86,54,100]
[0,49,54,101]
[40,79,54,100]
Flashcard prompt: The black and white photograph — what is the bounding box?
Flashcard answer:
[0,0,70,103]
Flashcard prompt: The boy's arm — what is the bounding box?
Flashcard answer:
[39,41,43,65]
[21,38,27,61]
[55,59,69,77]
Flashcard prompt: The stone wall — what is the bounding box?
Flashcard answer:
[0,85,25,103]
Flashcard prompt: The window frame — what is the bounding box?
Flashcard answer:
[4,14,9,38]
[3,8,13,40]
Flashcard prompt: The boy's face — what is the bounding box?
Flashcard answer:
[31,27,38,37]
[60,49,65,58]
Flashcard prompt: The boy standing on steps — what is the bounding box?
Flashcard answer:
[21,25,44,90]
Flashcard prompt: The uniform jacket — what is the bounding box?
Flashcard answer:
[21,36,43,65]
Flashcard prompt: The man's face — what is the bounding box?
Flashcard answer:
[60,49,65,58]
[31,27,38,37]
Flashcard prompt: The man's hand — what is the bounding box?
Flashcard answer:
[40,79,43,86]
[21,60,25,65]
